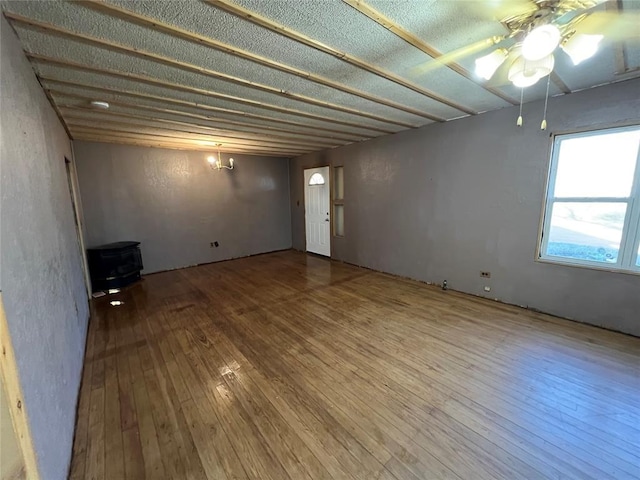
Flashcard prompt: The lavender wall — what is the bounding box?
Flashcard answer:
[0,16,89,479]
[290,79,640,336]
[74,142,292,274]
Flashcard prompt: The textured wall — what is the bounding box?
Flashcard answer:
[290,78,640,336]
[0,16,90,480]
[74,142,292,274]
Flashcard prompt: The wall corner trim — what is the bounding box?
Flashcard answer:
[0,293,41,480]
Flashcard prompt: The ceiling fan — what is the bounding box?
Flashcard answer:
[415,0,640,89]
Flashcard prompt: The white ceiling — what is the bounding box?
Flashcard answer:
[2,0,639,157]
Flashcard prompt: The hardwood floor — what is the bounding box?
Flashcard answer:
[69,250,640,480]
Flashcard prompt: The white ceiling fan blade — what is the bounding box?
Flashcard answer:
[410,36,507,77]
[573,11,640,40]
[467,0,538,21]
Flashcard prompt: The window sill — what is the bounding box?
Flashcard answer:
[536,256,640,276]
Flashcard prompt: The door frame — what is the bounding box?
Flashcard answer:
[303,166,332,257]
[64,154,91,295]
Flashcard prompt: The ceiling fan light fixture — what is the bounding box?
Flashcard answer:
[522,24,561,61]
[508,54,555,88]
[561,34,603,65]
[475,48,508,80]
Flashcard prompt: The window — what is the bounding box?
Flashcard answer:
[308,172,325,185]
[539,125,640,273]
[333,166,344,237]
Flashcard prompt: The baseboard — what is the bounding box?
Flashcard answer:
[141,247,294,277]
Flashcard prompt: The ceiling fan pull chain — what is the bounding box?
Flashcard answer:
[517,87,524,127]
[541,73,551,131]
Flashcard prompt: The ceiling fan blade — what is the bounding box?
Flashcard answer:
[573,11,640,40]
[410,36,507,77]
[467,0,538,21]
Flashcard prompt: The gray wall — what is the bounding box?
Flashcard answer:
[0,16,89,480]
[74,142,292,274]
[290,78,640,336]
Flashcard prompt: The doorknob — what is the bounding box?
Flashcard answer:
[325,218,329,222]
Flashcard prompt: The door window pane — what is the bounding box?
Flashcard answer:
[546,202,627,263]
[308,173,325,185]
[553,130,639,198]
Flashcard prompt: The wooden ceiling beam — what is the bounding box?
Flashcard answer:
[71,134,294,157]
[70,126,310,153]
[608,0,629,76]
[341,0,519,106]
[205,0,478,116]
[28,59,381,139]
[6,12,419,129]
[26,53,395,136]
[70,127,310,155]
[65,116,331,150]
[60,106,342,149]
[549,72,571,94]
[42,81,364,142]
[80,0,444,122]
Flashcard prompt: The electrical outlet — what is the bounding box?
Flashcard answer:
[210,241,219,248]
[480,271,491,278]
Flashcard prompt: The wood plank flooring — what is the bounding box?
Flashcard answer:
[69,250,640,479]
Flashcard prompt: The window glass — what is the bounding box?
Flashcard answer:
[334,205,344,237]
[553,130,639,198]
[308,173,325,185]
[546,203,626,263]
[334,166,344,200]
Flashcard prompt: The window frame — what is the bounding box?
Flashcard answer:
[537,124,640,275]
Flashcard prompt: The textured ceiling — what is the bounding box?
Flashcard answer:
[2,0,639,157]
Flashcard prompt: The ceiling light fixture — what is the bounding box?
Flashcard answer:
[522,24,561,61]
[561,33,603,65]
[207,145,234,171]
[508,53,555,88]
[90,100,110,109]
[475,48,509,80]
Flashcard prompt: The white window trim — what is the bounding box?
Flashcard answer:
[537,125,640,275]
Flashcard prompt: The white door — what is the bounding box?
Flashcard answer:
[304,167,331,256]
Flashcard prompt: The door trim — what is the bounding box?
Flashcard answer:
[0,293,41,480]
[65,152,91,296]
[303,166,331,257]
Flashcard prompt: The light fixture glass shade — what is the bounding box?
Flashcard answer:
[522,24,561,61]
[508,53,555,88]
[475,48,508,80]
[207,148,234,170]
[561,34,603,65]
